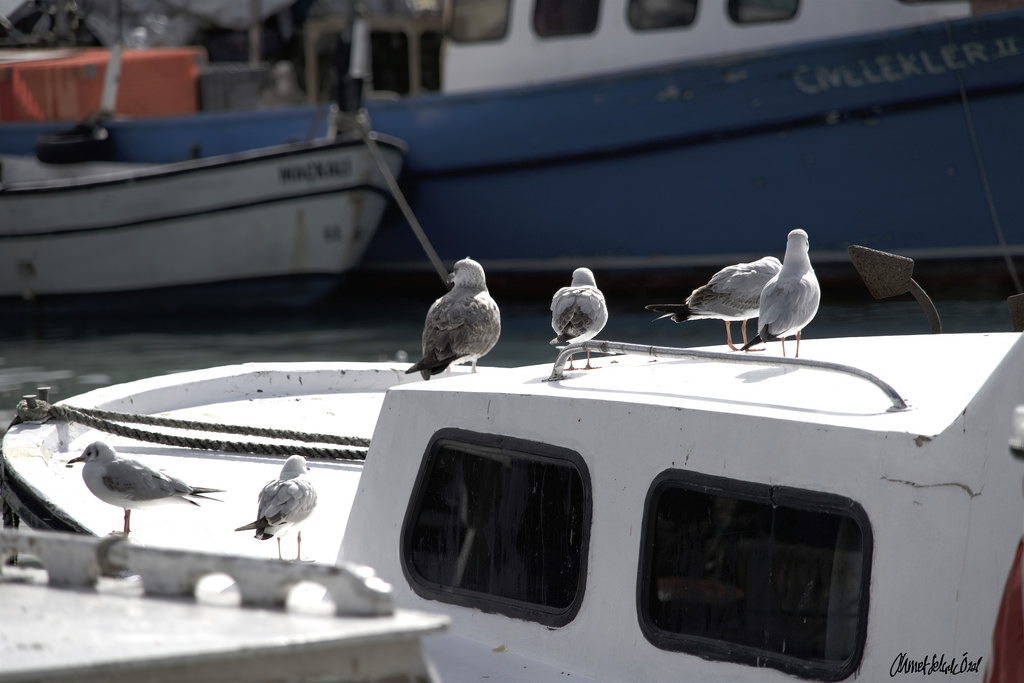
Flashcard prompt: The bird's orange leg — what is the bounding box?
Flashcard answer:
[276,537,283,560]
[583,350,598,370]
[781,337,787,357]
[122,509,131,536]
[795,331,802,358]
[566,354,577,371]
[296,531,303,561]
[725,322,739,351]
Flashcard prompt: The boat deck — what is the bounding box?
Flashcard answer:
[2,362,431,563]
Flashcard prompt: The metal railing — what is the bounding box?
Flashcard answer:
[546,340,909,412]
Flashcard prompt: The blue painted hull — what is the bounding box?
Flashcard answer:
[358,9,1024,286]
[3,10,1022,293]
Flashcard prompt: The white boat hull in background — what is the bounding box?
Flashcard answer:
[0,134,405,311]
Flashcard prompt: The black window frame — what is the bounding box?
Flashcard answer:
[637,470,872,681]
[401,428,592,627]
[727,0,799,24]
[533,0,601,38]
[450,0,512,43]
[627,0,698,32]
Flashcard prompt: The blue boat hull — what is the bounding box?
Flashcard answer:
[358,9,1024,288]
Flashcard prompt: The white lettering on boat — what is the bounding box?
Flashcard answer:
[279,159,354,183]
[792,35,1021,94]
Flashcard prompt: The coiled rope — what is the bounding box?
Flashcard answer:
[15,398,368,461]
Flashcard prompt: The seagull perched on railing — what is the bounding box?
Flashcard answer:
[67,441,223,536]
[646,256,782,350]
[406,257,501,379]
[550,267,608,370]
[741,229,820,357]
[235,455,318,561]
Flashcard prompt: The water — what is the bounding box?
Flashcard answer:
[0,290,1017,426]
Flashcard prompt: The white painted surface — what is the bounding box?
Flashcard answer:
[444,0,972,92]
[0,138,403,297]
[0,570,447,682]
[342,332,1024,682]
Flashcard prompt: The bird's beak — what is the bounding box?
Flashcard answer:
[66,455,85,467]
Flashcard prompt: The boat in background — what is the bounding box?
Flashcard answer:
[0,126,406,314]
[3,0,1024,299]
[350,0,1024,296]
[0,3,406,316]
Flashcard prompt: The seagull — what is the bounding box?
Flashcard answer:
[550,267,608,370]
[67,441,223,536]
[235,455,317,561]
[406,257,501,379]
[741,229,820,357]
[645,256,782,350]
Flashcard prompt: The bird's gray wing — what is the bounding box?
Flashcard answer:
[759,276,820,338]
[257,477,318,526]
[428,292,500,357]
[101,459,190,502]
[552,287,607,340]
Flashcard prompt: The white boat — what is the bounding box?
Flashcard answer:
[3,317,1022,679]
[0,126,405,314]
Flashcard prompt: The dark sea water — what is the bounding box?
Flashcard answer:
[0,286,1018,427]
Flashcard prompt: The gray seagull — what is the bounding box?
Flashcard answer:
[235,454,318,561]
[406,257,501,379]
[67,441,223,536]
[550,267,609,370]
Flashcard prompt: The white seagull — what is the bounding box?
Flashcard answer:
[67,441,223,536]
[406,257,501,379]
[741,229,820,357]
[646,256,782,350]
[550,267,609,370]
[235,455,318,561]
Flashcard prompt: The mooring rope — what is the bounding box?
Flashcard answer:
[946,21,1023,294]
[350,108,451,290]
[15,399,368,461]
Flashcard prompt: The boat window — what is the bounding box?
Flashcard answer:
[727,0,798,23]
[401,429,591,626]
[369,31,443,94]
[451,0,511,42]
[628,0,697,30]
[638,471,871,680]
[534,0,601,37]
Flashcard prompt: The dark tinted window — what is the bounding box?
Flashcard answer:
[628,0,697,30]
[451,0,511,42]
[727,0,798,23]
[534,0,600,37]
[639,471,871,680]
[402,429,590,626]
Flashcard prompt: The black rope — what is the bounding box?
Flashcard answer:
[51,405,370,448]
[33,403,368,461]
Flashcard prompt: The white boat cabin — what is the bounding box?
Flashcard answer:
[317,0,975,97]
[341,332,1024,681]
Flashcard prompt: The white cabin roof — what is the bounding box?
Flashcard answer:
[393,332,1019,438]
